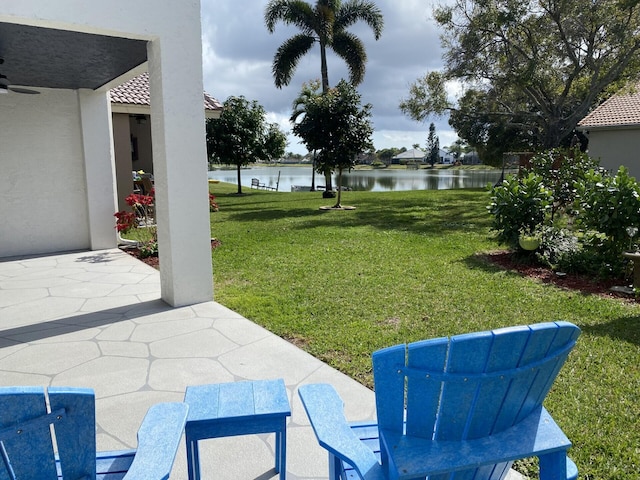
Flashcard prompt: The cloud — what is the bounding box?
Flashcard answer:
[200,0,455,153]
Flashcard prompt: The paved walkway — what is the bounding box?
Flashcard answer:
[0,249,376,479]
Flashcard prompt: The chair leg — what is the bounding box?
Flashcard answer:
[539,451,569,480]
[329,452,342,480]
[276,426,287,480]
[186,437,201,480]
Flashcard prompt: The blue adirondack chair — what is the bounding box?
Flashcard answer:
[299,321,580,480]
[0,386,188,480]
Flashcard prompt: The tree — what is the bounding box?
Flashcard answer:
[262,123,288,163]
[291,79,322,190]
[426,123,439,167]
[206,96,287,194]
[400,0,640,161]
[265,0,384,193]
[293,80,373,208]
[445,139,470,161]
[437,86,537,165]
[376,147,401,165]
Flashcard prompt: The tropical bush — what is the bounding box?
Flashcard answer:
[487,172,552,245]
[489,150,640,278]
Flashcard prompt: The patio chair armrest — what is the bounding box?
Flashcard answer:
[123,402,189,480]
[298,384,384,480]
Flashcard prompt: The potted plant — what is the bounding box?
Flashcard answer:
[518,229,541,251]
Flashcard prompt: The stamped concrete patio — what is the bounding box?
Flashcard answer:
[0,248,376,479]
[0,248,526,480]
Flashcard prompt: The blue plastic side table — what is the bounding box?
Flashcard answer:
[184,379,291,480]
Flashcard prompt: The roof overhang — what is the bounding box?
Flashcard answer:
[576,123,640,133]
[0,21,147,91]
[111,103,221,119]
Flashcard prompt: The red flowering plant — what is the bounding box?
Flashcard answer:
[125,193,155,227]
[115,191,157,258]
[114,211,135,233]
[209,194,219,212]
[116,189,220,259]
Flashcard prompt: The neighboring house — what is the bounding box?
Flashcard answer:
[392,148,425,164]
[438,149,455,164]
[0,1,214,306]
[110,73,222,210]
[577,85,640,179]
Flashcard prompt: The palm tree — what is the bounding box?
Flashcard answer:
[291,79,322,190]
[265,0,383,93]
[265,0,383,194]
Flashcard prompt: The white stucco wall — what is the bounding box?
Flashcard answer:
[0,89,90,257]
[585,128,640,180]
[2,0,214,305]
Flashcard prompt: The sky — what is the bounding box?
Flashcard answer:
[200,0,457,155]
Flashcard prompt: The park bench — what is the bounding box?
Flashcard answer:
[0,386,187,479]
[251,177,277,190]
[299,321,580,480]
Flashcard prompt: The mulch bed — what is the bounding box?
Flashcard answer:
[121,247,159,269]
[120,238,222,270]
[480,250,635,301]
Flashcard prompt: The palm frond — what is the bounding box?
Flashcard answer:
[334,0,384,39]
[332,31,367,85]
[273,34,316,88]
[265,0,317,34]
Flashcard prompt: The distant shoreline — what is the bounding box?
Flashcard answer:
[209,163,504,171]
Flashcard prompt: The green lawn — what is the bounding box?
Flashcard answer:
[209,182,640,479]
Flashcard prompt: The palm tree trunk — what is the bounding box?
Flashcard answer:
[319,43,334,195]
[320,43,329,93]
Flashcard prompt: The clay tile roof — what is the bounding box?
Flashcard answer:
[109,72,223,111]
[578,85,640,129]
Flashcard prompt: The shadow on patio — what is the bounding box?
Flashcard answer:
[0,249,375,479]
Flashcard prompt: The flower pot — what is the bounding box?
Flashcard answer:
[519,235,540,251]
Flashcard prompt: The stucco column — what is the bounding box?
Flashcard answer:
[79,90,118,250]
[112,114,134,212]
[147,37,214,306]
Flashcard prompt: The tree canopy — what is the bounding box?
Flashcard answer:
[293,80,373,207]
[400,0,640,164]
[206,96,287,194]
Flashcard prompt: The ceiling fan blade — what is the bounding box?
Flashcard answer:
[8,86,40,95]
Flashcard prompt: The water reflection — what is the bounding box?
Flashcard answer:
[209,166,509,192]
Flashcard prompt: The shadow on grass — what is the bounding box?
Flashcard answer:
[580,316,640,346]
[222,190,492,237]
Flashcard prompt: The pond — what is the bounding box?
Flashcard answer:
[208,165,511,192]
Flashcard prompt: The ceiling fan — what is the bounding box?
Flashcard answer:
[0,58,40,95]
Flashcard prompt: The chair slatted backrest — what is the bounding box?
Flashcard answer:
[0,386,96,480]
[372,321,580,480]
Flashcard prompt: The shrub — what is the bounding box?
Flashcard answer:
[138,240,159,258]
[537,227,614,276]
[536,226,580,270]
[574,166,640,258]
[488,152,640,279]
[525,148,601,219]
[488,172,552,247]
